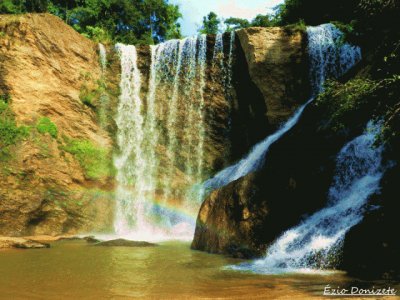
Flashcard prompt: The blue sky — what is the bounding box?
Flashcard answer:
[170,0,285,36]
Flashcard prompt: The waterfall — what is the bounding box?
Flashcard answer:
[113,36,210,240]
[230,121,384,274]
[213,33,224,63]
[98,43,109,128]
[203,24,361,193]
[114,44,149,235]
[98,43,107,72]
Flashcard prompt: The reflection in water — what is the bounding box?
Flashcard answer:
[0,241,396,299]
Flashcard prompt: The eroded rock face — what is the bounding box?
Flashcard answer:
[0,15,311,238]
[0,14,114,236]
[237,27,310,126]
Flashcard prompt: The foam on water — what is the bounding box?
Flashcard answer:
[229,121,384,274]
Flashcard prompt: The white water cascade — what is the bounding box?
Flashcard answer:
[98,43,107,71]
[113,35,218,240]
[230,121,385,274]
[98,43,109,128]
[203,24,361,193]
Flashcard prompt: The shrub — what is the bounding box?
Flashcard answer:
[316,76,400,134]
[316,79,379,131]
[77,25,112,44]
[0,97,29,159]
[63,139,111,180]
[36,117,58,138]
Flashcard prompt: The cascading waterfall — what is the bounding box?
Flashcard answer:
[114,44,149,236]
[230,121,385,274]
[213,33,224,64]
[203,24,361,193]
[114,35,213,240]
[98,43,109,128]
[98,43,107,71]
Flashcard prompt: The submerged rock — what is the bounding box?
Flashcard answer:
[94,239,157,247]
[0,237,50,249]
[83,236,101,243]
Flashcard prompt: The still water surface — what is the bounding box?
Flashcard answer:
[0,240,397,299]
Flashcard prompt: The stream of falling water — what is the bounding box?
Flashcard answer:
[203,24,362,193]
[113,25,361,242]
[230,121,385,274]
[113,34,236,240]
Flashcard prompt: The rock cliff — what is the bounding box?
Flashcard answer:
[0,14,114,236]
[237,27,309,126]
[0,14,310,238]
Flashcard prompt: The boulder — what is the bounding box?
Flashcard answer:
[191,104,356,257]
[237,27,310,126]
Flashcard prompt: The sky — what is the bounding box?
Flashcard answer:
[169,0,285,36]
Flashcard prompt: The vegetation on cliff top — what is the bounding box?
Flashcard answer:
[0,0,182,44]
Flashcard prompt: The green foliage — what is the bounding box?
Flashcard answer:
[251,14,277,27]
[283,19,306,34]
[2,0,182,45]
[63,139,111,180]
[224,17,250,32]
[77,25,111,43]
[276,0,359,26]
[0,0,48,13]
[36,117,58,138]
[0,96,29,160]
[79,74,108,110]
[316,79,379,131]
[316,77,400,135]
[207,12,278,33]
[199,12,220,34]
[0,0,22,14]
[79,86,97,109]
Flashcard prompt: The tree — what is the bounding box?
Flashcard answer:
[1,0,182,45]
[199,12,220,34]
[224,17,250,31]
[0,0,24,13]
[25,0,48,12]
[251,14,275,27]
[276,0,359,26]
[65,0,181,44]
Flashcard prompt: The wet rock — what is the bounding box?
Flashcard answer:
[192,104,353,258]
[94,239,157,247]
[340,163,400,279]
